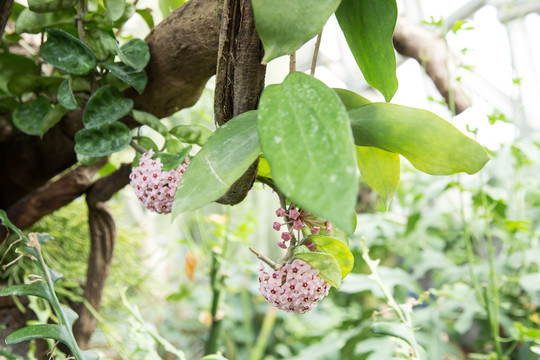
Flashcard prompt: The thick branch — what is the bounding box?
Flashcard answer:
[0,0,13,40]
[393,18,471,114]
[214,0,265,205]
[0,0,220,211]
[73,163,131,349]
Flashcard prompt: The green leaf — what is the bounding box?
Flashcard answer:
[6,324,69,345]
[12,96,51,136]
[40,105,69,137]
[15,8,75,34]
[173,111,260,215]
[136,136,159,152]
[170,124,212,146]
[117,38,150,70]
[252,0,341,63]
[336,0,398,102]
[28,0,77,13]
[356,146,400,206]
[75,122,132,157]
[307,235,354,279]
[86,29,117,61]
[334,88,371,110]
[105,62,148,94]
[83,85,133,128]
[155,146,192,171]
[0,283,51,301]
[131,109,168,137]
[58,78,79,110]
[136,8,155,28]
[371,322,417,348]
[42,29,97,75]
[104,0,126,22]
[348,103,490,175]
[293,247,342,288]
[257,72,358,234]
[0,54,36,94]
[0,210,25,238]
[8,75,64,96]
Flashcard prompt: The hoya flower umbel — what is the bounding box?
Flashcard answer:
[129,149,190,214]
[273,205,333,249]
[258,259,330,313]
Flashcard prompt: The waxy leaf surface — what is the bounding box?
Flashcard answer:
[105,62,148,94]
[349,103,490,175]
[15,8,75,34]
[308,235,354,279]
[253,0,341,63]
[75,122,131,157]
[173,111,260,216]
[41,29,96,75]
[57,78,79,110]
[294,246,342,288]
[12,96,50,136]
[356,146,400,206]
[336,0,398,101]
[258,72,358,234]
[83,85,133,128]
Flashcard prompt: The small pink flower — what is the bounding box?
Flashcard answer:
[258,259,330,313]
[288,207,300,220]
[292,220,303,230]
[273,222,281,231]
[277,241,287,249]
[325,221,333,234]
[276,207,286,217]
[281,232,291,241]
[129,150,189,214]
[311,226,320,235]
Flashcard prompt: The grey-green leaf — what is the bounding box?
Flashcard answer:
[356,146,400,207]
[131,109,169,137]
[83,85,133,128]
[336,0,398,102]
[257,72,358,234]
[15,8,75,34]
[6,325,69,345]
[349,103,490,175]
[104,0,126,22]
[28,0,77,13]
[58,78,79,110]
[0,54,36,94]
[40,105,69,137]
[41,29,97,75]
[172,111,260,216]
[75,122,132,157]
[170,125,213,146]
[105,62,148,94]
[12,96,51,136]
[0,283,51,301]
[118,38,150,70]
[252,0,341,63]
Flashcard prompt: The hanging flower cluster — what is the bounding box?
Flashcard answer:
[272,204,332,249]
[258,259,330,313]
[129,150,190,214]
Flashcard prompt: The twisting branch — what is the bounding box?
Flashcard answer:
[393,18,471,114]
[73,163,131,349]
[0,0,14,40]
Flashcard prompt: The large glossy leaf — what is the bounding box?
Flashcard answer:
[41,29,97,75]
[257,72,358,234]
[349,103,490,175]
[12,96,51,136]
[15,8,75,34]
[104,0,126,22]
[293,246,342,288]
[40,105,69,137]
[170,125,213,146]
[83,85,133,128]
[74,122,131,157]
[131,109,168,137]
[307,235,354,279]
[336,0,398,102]
[57,78,79,110]
[0,54,36,94]
[105,62,148,94]
[28,0,77,13]
[252,0,341,63]
[334,88,371,109]
[356,146,400,206]
[172,111,260,216]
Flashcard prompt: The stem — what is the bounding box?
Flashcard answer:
[249,247,278,270]
[77,0,87,44]
[289,52,296,72]
[310,30,323,76]
[130,140,147,154]
[205,250,223,354]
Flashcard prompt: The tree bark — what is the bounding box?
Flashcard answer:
[73,164,131,348]
[393,18,471,114]
[214,0,265,205]
[0,0,13,40]
[0,0,220,213]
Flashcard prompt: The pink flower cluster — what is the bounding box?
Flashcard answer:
[273,205,333,249]
[258,259,330,313]
[129,150,189,214]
